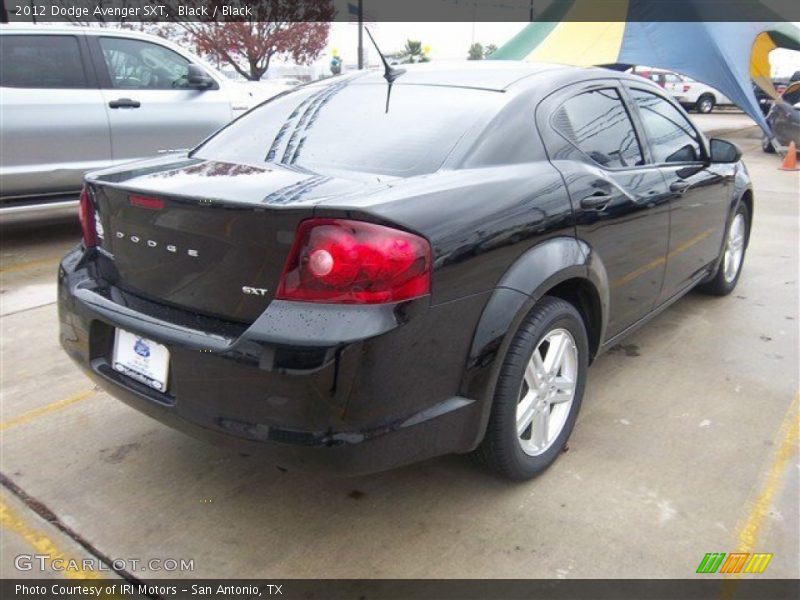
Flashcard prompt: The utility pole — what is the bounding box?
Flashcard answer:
[530,0,534,21]
[358,0,364,69]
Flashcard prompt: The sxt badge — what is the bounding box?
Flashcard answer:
[242,286,269,296]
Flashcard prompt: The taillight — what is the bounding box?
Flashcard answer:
[78,186,97,248]
[683,84,691,93]
[276,219,431,304]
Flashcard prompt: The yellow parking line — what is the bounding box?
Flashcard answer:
[735,392,800,554]
[719,394,798,598]
[0,493,101,579]
[0,256,61,274]
[0,389,96,433]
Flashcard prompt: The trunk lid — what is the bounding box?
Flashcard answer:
[89,157,386,323]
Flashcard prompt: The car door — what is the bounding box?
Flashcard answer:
[537,81,671,339]
[0,33,111,200]
[88,35,233,163]
[625,85,732,304]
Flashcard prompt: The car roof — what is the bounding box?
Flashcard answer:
[340,61,616,92]
[0,25,168,44]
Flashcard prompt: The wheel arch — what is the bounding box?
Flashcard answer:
[461,236,609,449]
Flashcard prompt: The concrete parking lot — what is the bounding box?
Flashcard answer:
[1,114,797,581]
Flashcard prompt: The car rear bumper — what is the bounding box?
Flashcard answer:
[58,246,487,475]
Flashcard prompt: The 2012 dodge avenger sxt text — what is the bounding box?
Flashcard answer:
[59,63,752,480]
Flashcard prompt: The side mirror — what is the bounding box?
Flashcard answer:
[709,138,741,163]
[187,64,214,89]
[793,102,800,110]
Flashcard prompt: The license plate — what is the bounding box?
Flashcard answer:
[112,329,170,392]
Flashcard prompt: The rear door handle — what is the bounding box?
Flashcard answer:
[109,98,141,109]
[580,192,612,210]
[669,180,691,194]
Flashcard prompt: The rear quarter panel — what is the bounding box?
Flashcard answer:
[313,162,576,305]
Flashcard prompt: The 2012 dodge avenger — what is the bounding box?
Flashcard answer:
[59,63,752,480]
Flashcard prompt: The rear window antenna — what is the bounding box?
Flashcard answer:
[364,27,406,113]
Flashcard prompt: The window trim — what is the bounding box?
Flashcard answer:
[622,83,710,166]
[546,81,649,173]
[0,33,95,90]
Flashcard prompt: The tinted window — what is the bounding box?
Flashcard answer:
[99,37,190,90]
[630,89,704,163]
[552,88,643,169]
[195,82,500,177]
[0,35,87,89]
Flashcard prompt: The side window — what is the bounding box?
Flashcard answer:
[99,37,191,90]
[0,35,88,89]
[552,88,644,169]
[630,89,704,163]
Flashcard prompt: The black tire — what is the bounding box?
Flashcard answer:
[474,296,589,481]
[762,136,776,154]
[695,94,715,114]
[697,203,750,296]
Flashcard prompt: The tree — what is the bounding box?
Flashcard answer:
[468,42,484,61]
[173,1,334,81]
[484,44,498,58]
[400,40,430,64]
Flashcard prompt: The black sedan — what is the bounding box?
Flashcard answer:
[59,63,752,480]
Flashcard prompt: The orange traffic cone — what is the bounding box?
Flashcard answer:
[779,141,798,171]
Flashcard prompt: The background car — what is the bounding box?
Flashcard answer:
[0,27,255,221]
[633,67,733,113]
[763,81,800,154]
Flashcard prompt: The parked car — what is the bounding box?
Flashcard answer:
[59,63,752,480]
[0,27,254,221]
[763,81,800,154]
[219,68,295,104]
[270,77,304,86]
[633,68,732,113]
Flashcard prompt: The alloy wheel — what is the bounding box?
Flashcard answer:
[723,213,746,283]
[516,328,578,456]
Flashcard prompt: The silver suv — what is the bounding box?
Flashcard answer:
[0,27,253,220]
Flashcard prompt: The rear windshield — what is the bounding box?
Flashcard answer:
[194,82,500,177]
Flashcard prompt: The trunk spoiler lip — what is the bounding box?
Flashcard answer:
[85,160,397,210]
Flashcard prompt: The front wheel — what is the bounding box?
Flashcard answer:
[475,296,588,480]
[697,203,749,296]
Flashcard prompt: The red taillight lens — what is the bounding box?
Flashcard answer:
[276,219,432,304]
[78,186,97,248]
[683,84,691,93]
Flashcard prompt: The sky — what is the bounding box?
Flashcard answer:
[324,22,800,76]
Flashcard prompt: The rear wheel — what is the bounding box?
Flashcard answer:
[697,203,749,296]
[696,94,715,114]
[475,296,588,480]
